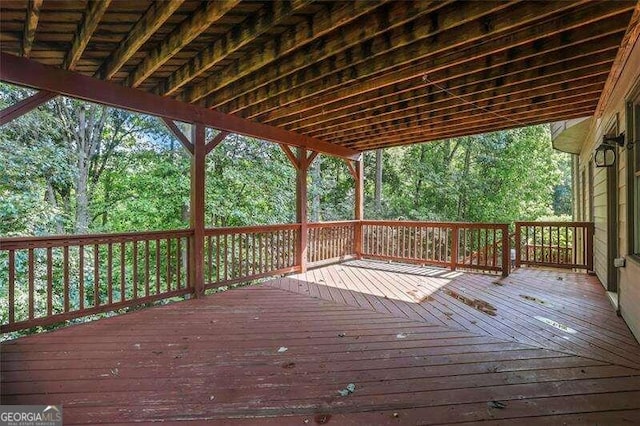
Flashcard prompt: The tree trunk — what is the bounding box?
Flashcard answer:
[75,106,90,234]
[457,141,473,220]
[46,181,64,234]
[374,149,382,213]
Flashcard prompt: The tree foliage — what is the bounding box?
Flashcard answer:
[1,83,571,238]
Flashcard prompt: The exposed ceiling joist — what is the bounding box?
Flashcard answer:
[283,30,623,132]
[63,0,112,70]
[99,0,186,80]
[244,1,630,126]
[182,0,384,103]
[0,52,360,160]
[203,0,454,110]
[126,0,240,88]
[156,0,312,97]
[21,0,43,58]
[312,61,614,140]
[352,103,598,150]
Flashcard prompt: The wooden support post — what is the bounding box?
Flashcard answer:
[514,222,522,268]
[190,123,206,297]
[296,148,309,272]
[354,159,364,258]
[501,224,510,277]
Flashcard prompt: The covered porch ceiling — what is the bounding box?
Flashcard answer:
[0,0,639,154]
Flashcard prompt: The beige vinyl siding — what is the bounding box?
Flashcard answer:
[592,167,608,288]
[575,37,640,341]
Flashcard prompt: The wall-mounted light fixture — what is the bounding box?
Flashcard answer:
[594,132,631,168]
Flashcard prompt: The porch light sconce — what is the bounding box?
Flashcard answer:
[594,133,626,168]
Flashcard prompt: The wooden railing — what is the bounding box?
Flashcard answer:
[307,221,357,265]
[514,221,593,271]
[204,224,300,288]
[1,220,594,333]
[360,221,509,276]
[0,229,193,333]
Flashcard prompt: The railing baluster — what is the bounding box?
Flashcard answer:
[144,240,150,297]
[120,242,125,302]
[8,250,15,323]
[132,241,137,299]
[156,239,161,294]
[46,247,53,316]
[63,246,69,313]
[176,237,181,290]
[28,248,34,319]
[79,244,85,310]
[107,243,113,305]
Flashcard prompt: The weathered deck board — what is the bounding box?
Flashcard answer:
[270,260,640,368]
[2,264,640,424]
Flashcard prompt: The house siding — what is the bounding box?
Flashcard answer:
[575,36,640,341]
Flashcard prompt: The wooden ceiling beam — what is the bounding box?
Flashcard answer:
[0,52,360,160]
[351,107,596,151]
[126,0,239,88]
[202,0,461,108]
[156,0,312,97]
[282,30,623,132]
[21,0,43,58]
[222,0,595,118]
[62,0,112,70]
[240,1,631,125]
[308,61,613,140]
[324,86,604,143]
[182,0,385,103]
[98,0,185,80]
[345,99,599,149]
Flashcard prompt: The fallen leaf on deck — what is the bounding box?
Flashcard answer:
[281,362,296,369]
[338,333,346,337]
[396,333,408,339]
[277,346,288,353]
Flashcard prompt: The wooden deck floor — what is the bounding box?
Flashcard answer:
[2,261,640,424]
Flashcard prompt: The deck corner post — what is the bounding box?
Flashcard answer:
[502,224,510,277]
[354,159,364,258]
[296,148,309,272]
[190,122,206,298]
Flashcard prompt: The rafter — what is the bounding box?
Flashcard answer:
[161,117,193,155]
[156,0,311,97]
[0,90,56,126]
[282,30,623,132]
[63,0,111,70]
[99,0,185,80]
[182,0,384,103]
[0,52,360,160]
[202,0,454,109]
[21,0,43,58]
[227,1,630,123]
[126,0,239,88]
